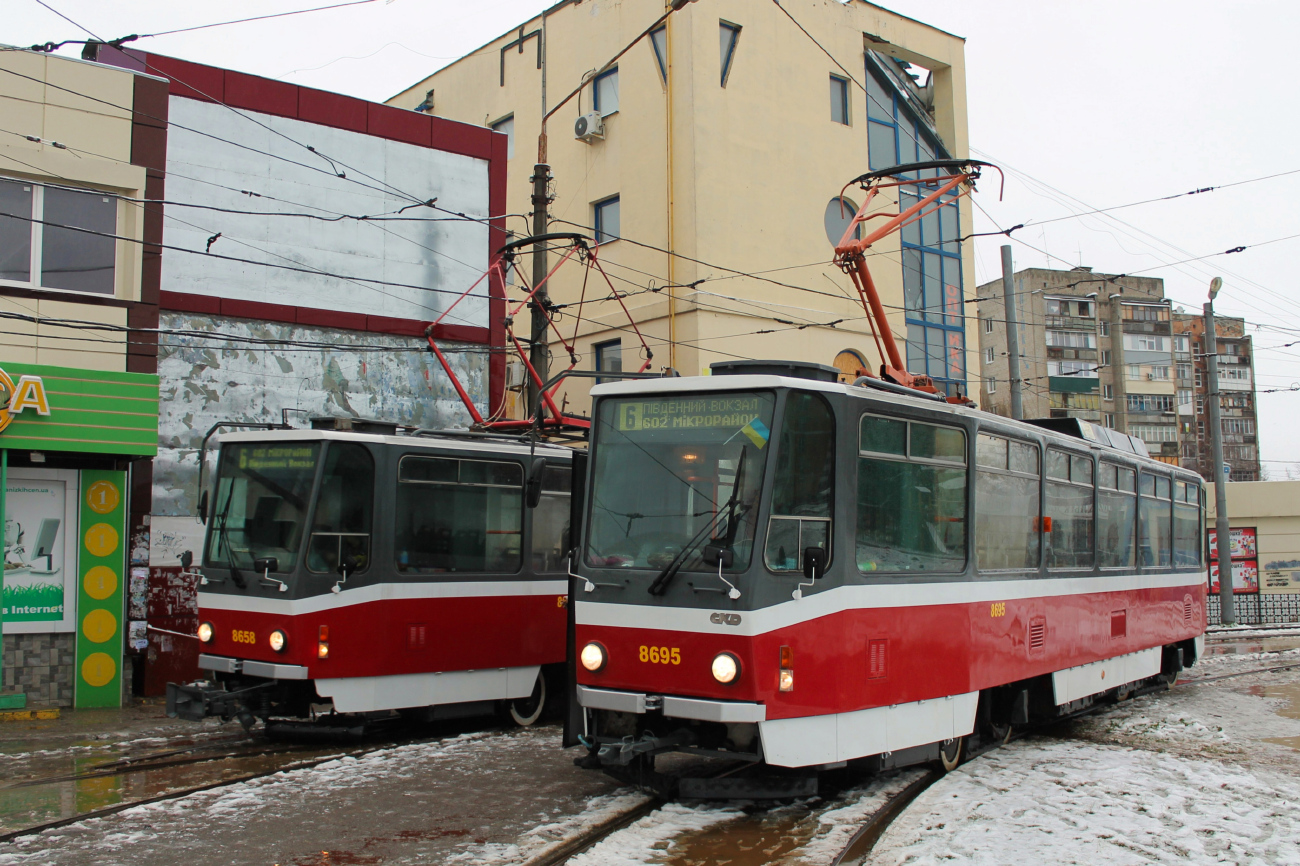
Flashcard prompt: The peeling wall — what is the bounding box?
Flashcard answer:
[154,312,488,516]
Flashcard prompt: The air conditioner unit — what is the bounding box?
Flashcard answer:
[575,112,605,142]
[1147,372,1155,380]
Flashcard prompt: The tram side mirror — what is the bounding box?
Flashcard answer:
[198,490,209,524]
[802,547,826,581]
[526,457,548,508]
[254,557,278,574]
[179,550,193,570]
[702,544,734,568]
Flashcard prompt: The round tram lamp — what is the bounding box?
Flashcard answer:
[197,622,214,644]
[580,642,607,672]
[269,629,288,653]
[711,652,741,685]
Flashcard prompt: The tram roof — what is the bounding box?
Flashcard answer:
[213,427,575,458]
[590,374,1201,481]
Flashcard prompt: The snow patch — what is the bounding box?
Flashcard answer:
[1107,712,1230,743]
[567,801,744,866]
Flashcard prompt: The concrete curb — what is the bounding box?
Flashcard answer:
[0,708,60,722]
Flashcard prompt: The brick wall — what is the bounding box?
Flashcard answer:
[2,633,76,707]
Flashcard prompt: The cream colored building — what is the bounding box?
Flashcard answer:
[390,0,977,416]
[1208,481,1300,595]
[0,48,156,371]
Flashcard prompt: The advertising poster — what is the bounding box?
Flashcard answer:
[1210,560,1260,595]
[1,469,79,632]
[1209,527,1258,561]
[75,470,127,708]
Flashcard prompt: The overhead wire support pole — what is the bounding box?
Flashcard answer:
[1204,277,1236,625]
[1001,245,1023,419]
[528,164,554,417]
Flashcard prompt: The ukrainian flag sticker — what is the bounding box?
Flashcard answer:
[741,417,770,449]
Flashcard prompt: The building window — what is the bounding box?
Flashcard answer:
[594,68,619,115]
[1099,320,1109,337]
[1102,384,1114,401]
[830,74,850,124]
[1104,413,1115,428]
[983,317,994,334]
[490,115,514,160]
[985,346,995,364]
[594,196,620,244]
[720,22,741,86]
[0,177,116,295]
[594,339,622,385]
[1101,350,1112,367]
[1178,389,1192,408]
[650,26,668,84]
[985,376,997,394]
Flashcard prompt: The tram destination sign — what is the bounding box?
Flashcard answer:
[238,444,318,472]
[615,396,771,446]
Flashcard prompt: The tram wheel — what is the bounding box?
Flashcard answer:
[939,737,963,772]
[509,671,547,727]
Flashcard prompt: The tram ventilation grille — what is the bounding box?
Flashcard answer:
[1029,618,1046,653]
[1184,596,1194,626]
[868,639,887,678]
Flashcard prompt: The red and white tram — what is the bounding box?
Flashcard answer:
[570,361,1206,788]
[167,419,574,729]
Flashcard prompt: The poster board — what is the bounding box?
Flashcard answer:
[1208,526,1260,595]
[0,469,79,634]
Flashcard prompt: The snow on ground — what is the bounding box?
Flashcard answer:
[870,738,1300,865]
[566,801,747,866]
[787,771,924,865]
[445,789,652,865]
[869,649,1300,865]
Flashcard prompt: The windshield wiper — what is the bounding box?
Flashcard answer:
[647,448,748,597]
[214,486,246,589]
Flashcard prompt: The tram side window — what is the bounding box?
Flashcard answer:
[975,434,1040,571]
[395,456,523,573]
[1097,462,1136,569]
[1045,449,1094,570]
[307,444,374,574]
[856,415,967,574]
[1173,480,1202,568]
[766,393,835,571]
[1139,471,1173,567]
[532,465,573,572]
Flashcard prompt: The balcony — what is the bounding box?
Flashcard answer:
[1044,315,1096,331]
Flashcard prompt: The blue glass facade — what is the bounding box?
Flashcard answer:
[865,58,967,396]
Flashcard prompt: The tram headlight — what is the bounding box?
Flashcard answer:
[580,641,607,672]
[711,652,740,685]
[269,629,288,653]
[197,622,214,643]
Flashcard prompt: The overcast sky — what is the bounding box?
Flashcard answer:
[8,0,1300,473]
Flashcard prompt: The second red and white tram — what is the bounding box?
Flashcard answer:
[168,419,574,729]
[571,361,1206,789]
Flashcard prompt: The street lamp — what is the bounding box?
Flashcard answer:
[1204,276,1235,625]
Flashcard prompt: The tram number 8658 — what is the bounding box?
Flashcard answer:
[639,646,681,665]
[232,629,257,644]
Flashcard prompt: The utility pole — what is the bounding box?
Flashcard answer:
[1001,245,1023,420]
[1109,293,1128,432]
[1205,276,1236,625]
[527,164,553,415]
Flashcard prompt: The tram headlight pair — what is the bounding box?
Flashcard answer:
[197,622,214,643]
[269,629,288,653]
[580,641,607,672]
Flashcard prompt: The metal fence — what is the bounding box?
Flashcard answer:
[1207,593,1300,626]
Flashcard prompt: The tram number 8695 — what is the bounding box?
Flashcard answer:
[639,646,681,665]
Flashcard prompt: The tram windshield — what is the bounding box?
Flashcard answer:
[205,442,320,572]
[587,392,775,572]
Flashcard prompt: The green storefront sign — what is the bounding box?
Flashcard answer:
[0,362,158,709]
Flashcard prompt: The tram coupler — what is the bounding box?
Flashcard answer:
[597,728,696,767]
[166,679,275,728]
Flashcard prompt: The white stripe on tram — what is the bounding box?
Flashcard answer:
[199,579,569,617]
[576,571,1205,638]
